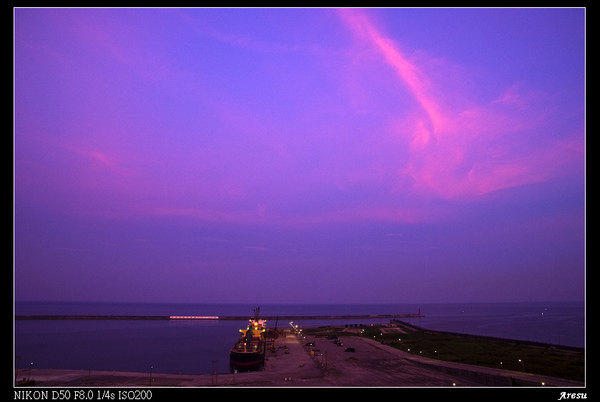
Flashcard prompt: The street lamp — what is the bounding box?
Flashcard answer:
[519,359,524,372]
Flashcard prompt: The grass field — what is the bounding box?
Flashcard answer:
[303,322,584,382]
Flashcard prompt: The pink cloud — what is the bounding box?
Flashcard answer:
[338,9,444,137]
[338,8,583,200]
[15,9,582,228]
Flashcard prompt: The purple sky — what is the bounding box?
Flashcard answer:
[14,8,585,305]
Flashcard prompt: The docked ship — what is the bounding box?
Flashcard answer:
[230,308,267,371]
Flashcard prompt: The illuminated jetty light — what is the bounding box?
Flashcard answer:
[169,316,219,320]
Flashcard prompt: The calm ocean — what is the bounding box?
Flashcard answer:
[14,301,584,375]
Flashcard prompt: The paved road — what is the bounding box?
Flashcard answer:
[301,334,481,386]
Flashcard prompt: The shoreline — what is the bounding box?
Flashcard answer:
[14,329,584,388]
[389,319,584,352]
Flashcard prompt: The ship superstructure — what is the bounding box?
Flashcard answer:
[229,308,267,371]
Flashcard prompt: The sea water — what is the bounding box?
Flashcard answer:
[13,301,584,375]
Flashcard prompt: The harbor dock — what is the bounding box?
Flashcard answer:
[15,327,583,388]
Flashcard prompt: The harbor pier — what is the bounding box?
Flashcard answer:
[15,327,583,387]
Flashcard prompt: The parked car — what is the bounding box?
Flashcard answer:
[345,347,356,353]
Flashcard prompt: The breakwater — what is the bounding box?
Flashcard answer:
[15,313,423,321]
[392,319,584,353]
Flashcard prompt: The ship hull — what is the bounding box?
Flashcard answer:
[230,307,267,372]
[229,350,265,371]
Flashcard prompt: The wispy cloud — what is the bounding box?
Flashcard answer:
[15,8,583,227]
[338,8,583,200]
